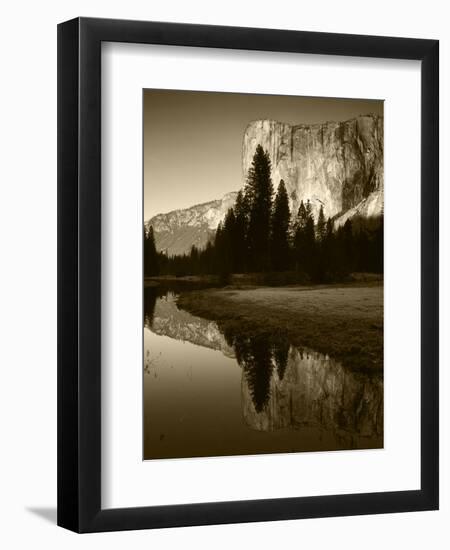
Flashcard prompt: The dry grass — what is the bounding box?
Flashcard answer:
[178,283,383,372]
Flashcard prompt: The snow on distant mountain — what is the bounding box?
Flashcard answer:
[146,192,238,256]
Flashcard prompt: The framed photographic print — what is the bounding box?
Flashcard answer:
[57,17,439,532]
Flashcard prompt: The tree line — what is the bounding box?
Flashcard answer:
[144,144,383,282]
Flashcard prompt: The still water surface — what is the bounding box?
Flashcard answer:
[143,285,383,459]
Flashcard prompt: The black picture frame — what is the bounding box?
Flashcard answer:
[57,17,439,533]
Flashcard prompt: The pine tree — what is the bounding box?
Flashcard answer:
[144,225,159,277]
[297,200,308,230]
[326,217,334,240]
[316,204,327,242]
[305,199,313,220]
[233,190,249,272]
[270,180,291,271]
[223,207,236,273]
[213,219,232,283]
[213,221,224,274]
[293,199,316,273]
[293,200,306,268]
[203,240,214,274]
[321,217,334,275]
[304,210,316,276]
[189,245,200,274]
[313,204,327,281]
[342,219,355,274]
[244,145,273,271]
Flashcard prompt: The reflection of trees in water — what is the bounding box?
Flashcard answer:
[143,285,383,444]
[144,281,219,330]
[242,336,273,413]
[143,287,158,328]
[225,329,291,413]
[144,286,183,328]
[273,338,289,381]
[222,325,237,350]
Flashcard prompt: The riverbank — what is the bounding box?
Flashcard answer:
[177,283,383,372]
[145,271,382,288]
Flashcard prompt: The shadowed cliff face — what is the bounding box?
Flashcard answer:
[242,114,383,223]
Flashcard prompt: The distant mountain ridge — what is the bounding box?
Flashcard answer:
[146,114,383,256]
[146,192,238,256]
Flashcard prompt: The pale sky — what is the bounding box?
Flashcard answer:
[143,90,383,220]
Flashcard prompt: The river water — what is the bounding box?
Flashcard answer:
[143,284,383,459]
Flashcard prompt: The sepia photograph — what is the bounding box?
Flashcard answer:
[53,10,440,537]
[143,89,384,460]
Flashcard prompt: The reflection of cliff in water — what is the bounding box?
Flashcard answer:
[241,345,383,443]
[224,329,383,444]
[144,285,383,445]
[143,286,158,327]
[144,286,234,356]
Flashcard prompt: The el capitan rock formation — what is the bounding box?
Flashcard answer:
[242,114,383,224]
[147,114,383,255]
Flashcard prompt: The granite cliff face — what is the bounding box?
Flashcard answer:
[242,114,383,224]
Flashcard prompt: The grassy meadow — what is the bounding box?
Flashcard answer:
[178,282,383,372]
